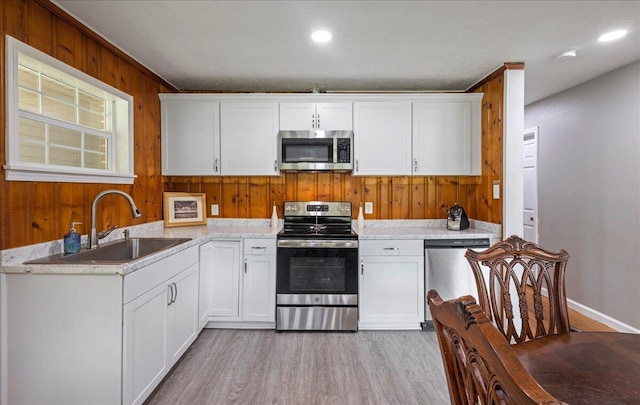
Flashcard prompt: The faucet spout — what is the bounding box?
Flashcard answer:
[89,190,142,249]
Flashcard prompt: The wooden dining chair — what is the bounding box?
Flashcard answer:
[427,290,566,405]
[465,235,571,344]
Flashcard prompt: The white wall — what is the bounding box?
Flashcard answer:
[524,61,640,330]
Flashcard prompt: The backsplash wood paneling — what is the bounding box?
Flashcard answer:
[0,0,174,249]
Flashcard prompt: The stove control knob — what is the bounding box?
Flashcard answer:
[314,296,320,303]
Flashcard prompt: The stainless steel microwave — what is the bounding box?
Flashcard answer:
[278,130,353,172]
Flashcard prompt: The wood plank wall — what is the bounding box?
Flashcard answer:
[164,70,508,223]
[0,0,174,249]
[0,0,509,249]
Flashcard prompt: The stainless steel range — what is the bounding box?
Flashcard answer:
[276,201,359,331]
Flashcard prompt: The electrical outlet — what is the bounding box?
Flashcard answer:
[211,204,219,216]
[364,201,373,214]
[493,181,500,199]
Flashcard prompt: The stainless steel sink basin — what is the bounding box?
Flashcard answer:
[25,237,191,265]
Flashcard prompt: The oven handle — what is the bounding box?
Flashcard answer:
[277,239,359,249]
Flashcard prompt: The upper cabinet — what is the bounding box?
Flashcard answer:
[220,102,280,176]
[279,102,352,130]
[353,101,412,176]
[412,94,482,176]
[160,95,220,176]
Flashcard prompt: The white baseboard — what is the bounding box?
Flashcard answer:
[567,298,640,333]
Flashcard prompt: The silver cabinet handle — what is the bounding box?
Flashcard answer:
[244,258,248,274]
[312,114,316,128]
[355,159,359,172]
[251,246,267,250]
[413,158,418,173]
[214,158,219,173]
[361,260,364,275]
[167,284,173,306]
[274,160,278,173]
[384,247,399,250]
[316,114,320,128]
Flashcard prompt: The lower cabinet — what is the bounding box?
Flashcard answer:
[206,238,276,328]
[358,240,425,329]
[1,245,200,405]
[123,245,199,405]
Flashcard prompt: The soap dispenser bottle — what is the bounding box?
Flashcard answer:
[64,222,82,254]
[357,203,365,229]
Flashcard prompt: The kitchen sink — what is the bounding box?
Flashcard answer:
[25,237,191,265]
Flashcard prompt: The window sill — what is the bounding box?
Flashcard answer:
[4,165,136,184]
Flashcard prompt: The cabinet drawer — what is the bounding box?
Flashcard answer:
[123,245,199,304]
[244,239,276,256]
[359,239,423,256]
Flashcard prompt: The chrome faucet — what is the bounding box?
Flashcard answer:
[88,190,141,249]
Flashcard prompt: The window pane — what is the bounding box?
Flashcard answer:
[41,75,75,105]
[79,109,106,130]
[19,117,45,142]
[85,133,107,153]
[19,141,46,164]
[18,66,39,91]
[50,146,81,167]
[79,91,105,114]
[49,125,82,148]
[18,88,40,113]
[84,151,107,170]
[42,96,76,123]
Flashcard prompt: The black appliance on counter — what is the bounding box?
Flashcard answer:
[446,203,469,231]
[276,201,358,331]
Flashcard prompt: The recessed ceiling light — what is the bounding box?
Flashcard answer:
[598,29,628,42]
[555,49,577,61]
[311,30,332,43]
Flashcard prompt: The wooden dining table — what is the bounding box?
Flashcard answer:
[512,331,640,404]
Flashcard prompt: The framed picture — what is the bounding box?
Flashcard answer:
[163,192,207,227]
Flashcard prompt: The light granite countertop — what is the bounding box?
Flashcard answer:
[1,218,500,275]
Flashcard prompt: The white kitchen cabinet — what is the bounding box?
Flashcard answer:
[205,238,276,328]
[242,238,276,323]
[123,246,199,405]
[198,241,214,330]
[220,102,279,175]
[358,240,425,329]
[1,245,199,405]
[208,240,241,319]
[160,95,221,175]
[279,102,352,130]
[412,94,482,175]
[352,101,412,175]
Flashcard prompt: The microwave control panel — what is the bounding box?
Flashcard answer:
[337,139,351,163]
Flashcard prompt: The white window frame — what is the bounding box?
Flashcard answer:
[4,35,135,184]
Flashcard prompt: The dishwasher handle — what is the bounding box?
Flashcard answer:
[424,238,490,249]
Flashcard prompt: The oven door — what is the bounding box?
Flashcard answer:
[276,240,358,303]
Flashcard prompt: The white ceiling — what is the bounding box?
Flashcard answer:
[53,0,640,105]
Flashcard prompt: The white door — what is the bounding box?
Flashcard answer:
[523,127,539,242]
[210,241,241,318]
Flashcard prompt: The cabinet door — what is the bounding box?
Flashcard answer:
[161,99,220,175]
[353,102,412,175]
[210,240,241,318]
[220,102,279,175]
[198,241,213,330]
[242,239,276,323]
[279,102,316,130]
[316,102,352,130]
[123,282,170,405]
[280,102,352,130]
[413,97,481,175]
[167,263,199,366]
[359,255,425,329]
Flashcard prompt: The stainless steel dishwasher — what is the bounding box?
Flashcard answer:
[424,238,490,321]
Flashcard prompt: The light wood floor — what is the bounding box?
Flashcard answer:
[145,329,450,405]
